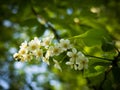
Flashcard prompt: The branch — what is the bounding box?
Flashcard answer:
[98,65,112,90]
[31,6,61,41]
[86,77,97,90]
[85,54,112,61]
[98,52,120,89]
[114,46,120,54]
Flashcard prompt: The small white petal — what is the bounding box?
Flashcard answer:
[13,53,19,58]
[66,61,71,65]
[67,52,73,57]
[42,57,50,65]
[77,51,84,56]
[76,58,80,64]
[66,39,70,43]
[60,39,64,42]
[72,48,77,53]
[70,58,75,64]
[74,64,78,70]
[78,64,83,70]
[53,59,62,71]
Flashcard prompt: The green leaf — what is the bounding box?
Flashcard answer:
[84,65,106,77]
[73,29,109,46]
[82,29,109,46]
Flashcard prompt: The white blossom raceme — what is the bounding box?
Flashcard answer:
[13,36,89,71]
[53,59,62,71]
[59,39,72,52]
[66,48,85,70]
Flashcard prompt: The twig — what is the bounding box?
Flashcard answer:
[47,22,61,40]
[86,77,97,90]
[31,6,60,41]
[114,46,120,53]
[85,54,112,61]
[98,52,120,89]
[98,65,112,90]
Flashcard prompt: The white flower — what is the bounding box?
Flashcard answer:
[20,41,28,49]
[42,57,50,65]
[67,48,83,61]
[23,53,33,61]
[18,48,28,55]
[34,49,43,58]
[42,35,54,48]
[49,45,62,56]
[13,53,25,61]
[77,56,89,70]
[53,59,62,71]
[66,48,84,70]
[59,39,72,51]
[13,53,20,60]
[28,37,41,52]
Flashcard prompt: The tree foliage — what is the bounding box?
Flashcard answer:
[0,0,120,90]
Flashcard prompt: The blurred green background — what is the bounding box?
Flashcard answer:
[0,0,120,90]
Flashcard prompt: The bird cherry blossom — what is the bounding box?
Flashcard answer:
[41,35,54,48]
[13,36,89,71]
[28,37,41,52]
[59,39,72,52]
[49,45,62,56]
[66,48,87,70]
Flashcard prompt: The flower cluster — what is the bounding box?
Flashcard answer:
[13,35,89,71]
[66,48,89,70]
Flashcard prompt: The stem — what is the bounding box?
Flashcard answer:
[99,65,112,90]
[60,55,67,63]
[47,22,61,40]
[98,51,119,89]
[31,6,60,41]
[81,69,85,76]
[114,46,120,53]
[67,35,81,40]
[85,54,112,61]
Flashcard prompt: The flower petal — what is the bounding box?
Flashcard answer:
[74,64,78,70]
[53,59,62,71]
[77,51,84,56]
[66,61,71,65]
[42,57,50,65]
[78,64,83,70]
[72,48,77,53]
[67,52,73,57]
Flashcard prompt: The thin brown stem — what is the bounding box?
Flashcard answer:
[31,6,60,41]
[85,54,112,61]
[99,65,112,90]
